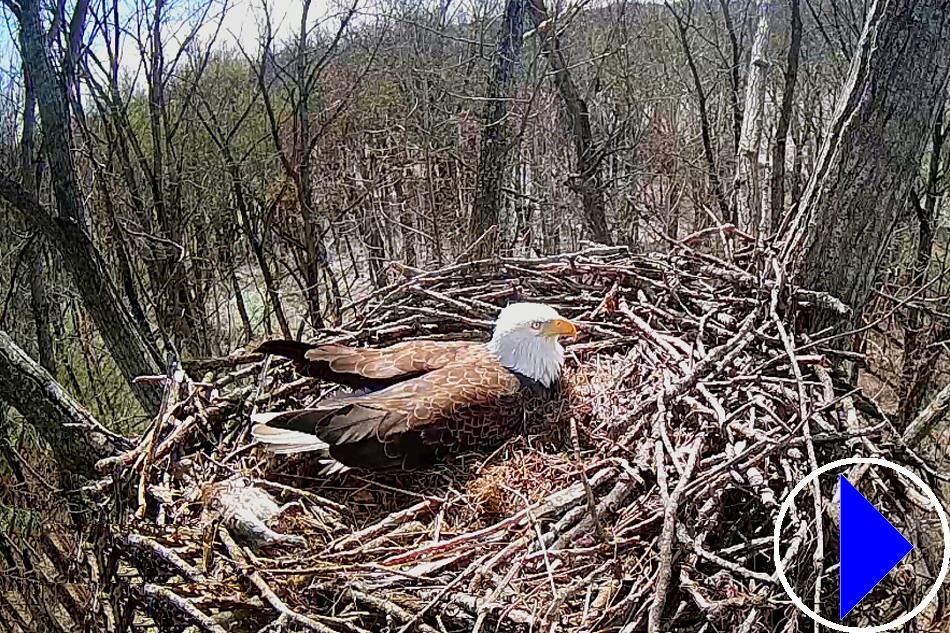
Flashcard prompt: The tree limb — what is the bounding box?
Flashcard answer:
[0,330,127,481]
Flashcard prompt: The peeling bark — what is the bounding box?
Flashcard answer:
[734,0,772,235]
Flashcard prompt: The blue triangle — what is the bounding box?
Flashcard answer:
[840,474,914,619]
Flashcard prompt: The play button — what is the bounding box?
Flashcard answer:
[839,474,914,619]
[775,457,950,632]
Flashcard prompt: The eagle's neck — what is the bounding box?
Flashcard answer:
[486,333,564,389]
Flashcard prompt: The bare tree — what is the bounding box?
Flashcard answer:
[197,101,293,340]
[251,0,359,330]
[781,0,950,330]
[526,0,612,245]
[2,0,163,412]
[718,0,743,155]
[470,0,526,256]
[734,0,772,234]
[769,0,802,229]
[141,0,210,355]
[666,0,732,224]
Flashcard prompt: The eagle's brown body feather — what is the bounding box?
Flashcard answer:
[253,341,558,470]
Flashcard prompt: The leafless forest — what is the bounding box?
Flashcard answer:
[2,0,950,630]
[0,0,944,417]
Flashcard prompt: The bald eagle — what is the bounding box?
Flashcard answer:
[250,303,577,471]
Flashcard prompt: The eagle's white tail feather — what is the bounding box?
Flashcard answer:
[251,414,350,474]
[251,421,329,454]
[250,411,291,425]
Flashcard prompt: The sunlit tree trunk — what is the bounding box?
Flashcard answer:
[770,0,802,229]
[734,0,772,235]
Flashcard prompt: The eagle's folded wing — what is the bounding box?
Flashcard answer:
[251,353,522,468]
[253,339,475,390]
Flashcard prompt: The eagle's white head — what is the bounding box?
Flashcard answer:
[487,303,577,388]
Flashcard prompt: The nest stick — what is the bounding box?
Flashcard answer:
[347,586,441,633]
[471,557,523,633]
[770,258,823,629]
[648,424,703,633]
[571,416,608,542]
[673,523,772,583]
[332,497,441,552]
[255,479,347,514]
[218,528,343,633]
[136,584,226,633]
[397,553,492,633]
[382,509,528,566]
[502,485,557,597]
[543,561,613,633]
[902,381,950,448]
[615,308,760,436]
[125,534,211,584]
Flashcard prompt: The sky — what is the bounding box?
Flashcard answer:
[193,0,324,53]
[0,0,332,104]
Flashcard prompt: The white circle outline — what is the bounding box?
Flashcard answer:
[774,457,950,632]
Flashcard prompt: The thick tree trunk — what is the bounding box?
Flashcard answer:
[470,0,525,256]
[770,0,802,229]
[13,0,163,412]
[780,0,950,329]
[19,61,55,376]
[526,0,612,245]
[28,246,54,375]
[16,0,85,226]
[734,0,773,235]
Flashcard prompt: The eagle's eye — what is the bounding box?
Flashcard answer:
[530,320,543,330]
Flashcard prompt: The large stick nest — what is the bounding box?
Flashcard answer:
[96,244,944,633]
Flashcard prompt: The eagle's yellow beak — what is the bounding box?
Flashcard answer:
[542,318,578,338]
